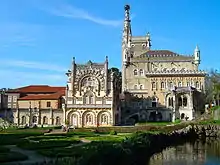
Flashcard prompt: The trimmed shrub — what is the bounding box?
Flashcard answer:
[109,130,117,135]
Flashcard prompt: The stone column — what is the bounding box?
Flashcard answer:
[62,103,66,125]
[14,109,19,125]
[172,93,176,122]
[189,91,194,120]
[50,107,53,125]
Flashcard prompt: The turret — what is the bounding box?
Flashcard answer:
[146,32,151,49]
[194,45,200,65]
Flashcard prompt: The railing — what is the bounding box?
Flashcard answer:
[126,89,148,93]
[67,104,112,109]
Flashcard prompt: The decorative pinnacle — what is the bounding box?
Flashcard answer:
[124,4,130,11]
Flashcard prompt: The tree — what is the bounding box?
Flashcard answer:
[108,67,122,92]
[205,69,220,106]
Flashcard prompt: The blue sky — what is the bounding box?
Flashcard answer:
[0,0,219,88]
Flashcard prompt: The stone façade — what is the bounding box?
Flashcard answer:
[121,5,206,124]
[65,57,121,128]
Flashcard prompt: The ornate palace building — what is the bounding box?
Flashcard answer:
[65,57,121,127]
[121,5,206,124]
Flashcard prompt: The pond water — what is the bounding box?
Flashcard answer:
[148,138,220,165]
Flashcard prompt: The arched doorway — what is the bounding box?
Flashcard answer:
[181,113,185,120]
[55,116,61,125]
[32,116,37,124]
[21,116,26,125]
[149,112,156,121]
[43,116,48,124]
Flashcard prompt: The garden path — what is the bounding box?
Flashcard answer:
[2,145,52,165]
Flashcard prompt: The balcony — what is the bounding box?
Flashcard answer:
[126,89,148,94]
[67,104,112,109]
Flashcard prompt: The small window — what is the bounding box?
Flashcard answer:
[187,82,190,87]
[134,85,138,89]
[13,104,16,108]
[133,69,138,76]
[178,82,182,87]
[161,82,165,89]
[46,102,51,108]
[195,81,200,88]
[139,69,144,76]
[152,82,156,89]
[8,104,11,108]
[8,96,12,102]
[13,96,17,102]
[140,85,143,89]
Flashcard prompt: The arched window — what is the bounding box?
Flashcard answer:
[168,97,174,107]
[183,97,187,107]
[187,82,190,87]
[139,69,144,76]
[90,96,94,104]
[195,81,200,88]
[161,82,165,89]
[101,114,108,124]
[21,116,26,125]
[168,98,171,106]
[140,85,143,89]
[85,113,93,125]
[43,116,48,124]
[56,117,61,125]
[32,116,37,124]
[178,97,183,106]
[134,85,138,89]
[152,82,156,89]
[133,69,138,76]
[152,97,157,107]
[178,82,182,87]
[169,82,173,88]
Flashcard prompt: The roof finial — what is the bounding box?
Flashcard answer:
[124,5,130,21]
[195,45,199,52]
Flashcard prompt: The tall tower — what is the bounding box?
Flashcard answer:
[122,4,132,93]
[194,45,200,70]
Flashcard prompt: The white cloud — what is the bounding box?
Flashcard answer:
[42,4,123,27]
[0,23,42,48]
[0,59,68,72]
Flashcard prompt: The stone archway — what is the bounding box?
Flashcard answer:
[82,111,96,127]
[67,110,81,127]
[97,111,111,126]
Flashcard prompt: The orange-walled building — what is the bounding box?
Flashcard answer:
[5,85,65,126]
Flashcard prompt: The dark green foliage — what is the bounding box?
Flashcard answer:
[0,151,28,163]
[0,146,10,153]
[17,139,80,150]
[109,130,117,135]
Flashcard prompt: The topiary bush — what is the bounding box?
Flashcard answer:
[109,130,117,135]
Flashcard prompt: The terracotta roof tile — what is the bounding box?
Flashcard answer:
[138,50,192,58]
[18,90,65,100]
[7,85,65,93]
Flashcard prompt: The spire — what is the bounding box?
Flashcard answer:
[122,4,132,66]
[195,45,200,52]
[194,45,200,65]
[123,4,132,45]
[146,32,151,49]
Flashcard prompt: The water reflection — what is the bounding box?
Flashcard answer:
[148,138,220,165]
